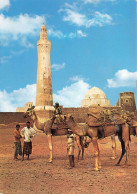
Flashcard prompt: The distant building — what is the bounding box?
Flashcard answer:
[16,102,33,112]
[81,87,111,107]
[116,92,136,112]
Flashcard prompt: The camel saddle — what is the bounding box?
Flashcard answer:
[88,107,125,127]
[52,115,68,130]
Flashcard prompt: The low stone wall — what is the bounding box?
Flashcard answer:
[62,107,88,123]
[0,106,135,125]
[0,108,88,125]
[0,112,31,125]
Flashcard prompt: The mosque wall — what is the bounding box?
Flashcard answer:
[0,106,122,125]
[0,112,31,125]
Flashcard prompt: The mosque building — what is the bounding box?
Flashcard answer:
[81,87,111,107]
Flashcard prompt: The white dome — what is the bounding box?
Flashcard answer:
[81,87,111,107]
[85,87,106,99]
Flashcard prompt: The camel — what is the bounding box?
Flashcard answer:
[110,117,137,159]
[64,114,130,171]
[79,110,137,161]
[24,108,84,162]
[104,113,137,160]
[24,108,69,163]
[76,134,123,161]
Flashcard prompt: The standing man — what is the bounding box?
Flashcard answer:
[67,129,75,168]
[20,121,37,161]
[13,124,22,160]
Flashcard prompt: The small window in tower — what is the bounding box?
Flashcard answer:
[125,99,129,103]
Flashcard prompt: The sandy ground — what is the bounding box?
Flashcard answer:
[0,125,137,194]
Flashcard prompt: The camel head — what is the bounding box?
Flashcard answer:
[24,106,36,121]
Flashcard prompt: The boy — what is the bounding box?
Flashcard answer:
[13,124,22,160]
[67,129,75,168]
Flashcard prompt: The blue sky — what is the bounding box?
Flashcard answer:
[0,0,136,111]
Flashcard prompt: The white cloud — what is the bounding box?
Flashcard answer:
[68,30,87,38]
[0,78,91,111]
[77,30,87,37]
[53,79,90,107]
[48,28,87,39]
[48,28,65,39]
[60,4,113,27]
[0,50,24,64]
[63,9,87,26]
[86,11,112,27]
[69,76,84,81]
[20,37,34,48]
[0,0,10,10]
[0,84,36,112]
[0,55,11,64]
[107,69,137,88]
[84,0,116,3]
[0,13,45,45]
[0,13,87,46]
[11,50,24,56]
[0,14,45,36]
[51,63,66,71]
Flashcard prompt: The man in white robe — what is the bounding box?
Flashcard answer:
[20,121,37,160]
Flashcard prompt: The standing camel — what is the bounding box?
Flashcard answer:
[24,108,92,162]
[75,134,118,160]
[108,114,137,159]
[64,114,130,171]
[24,108,69,163]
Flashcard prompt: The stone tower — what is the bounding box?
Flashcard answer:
[116,92,136,112]
[35,24,54,113]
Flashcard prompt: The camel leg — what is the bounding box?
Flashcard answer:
[111,135,116,160]
[122,123,131,164]
[75,136,82,160]
[77,146,81,160]
[80,136,85,160]
[116,123,130,166]
[122,123,130,165]
[135,126,137,136]
[47,134,53,163]
[116,127,126,166]
[92,137,101,171]
[124,140,130,165]
[116,138,125,165]
[82,146,84,160]
[98,149,101,169]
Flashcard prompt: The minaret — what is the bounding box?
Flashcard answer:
[35,24,54,113]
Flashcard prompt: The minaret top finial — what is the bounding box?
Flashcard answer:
[40,23,47,40]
